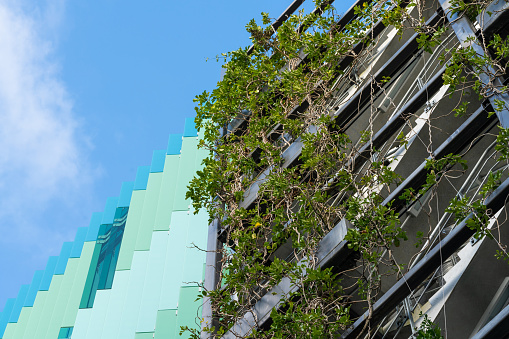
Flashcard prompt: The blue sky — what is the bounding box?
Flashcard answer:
[0,0,348,309]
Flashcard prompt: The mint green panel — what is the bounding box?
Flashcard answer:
[154,310,177,339]
[32,275,64,338]
[43,258,80,339]
[117,251,150,339]
[153,155,180,231]
[136,231,169,333]
[172,137,199,211]
[134,333,154,339]
[159,211,190,310]
[175,286,201,336]
[62,242,96,327]
[70,243,116,339]
[79,242,102,309]
[20,291,47,339]
[116,190,146,271]
[6,307,31,339]
[134,172,163,251]
[81,288,112,339]
[182,210,209,284]
[2,323,16,339]
[99,270,130,339]
[70,308,92,339]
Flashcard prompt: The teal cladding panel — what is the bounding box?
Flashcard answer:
[116,251,150,339]
[58,327,72,338]
[98,270,130,338]
[101,197,119,225]
[172,137,199,211]
[182,210,208,284]
[82,287,112,339]
[7,285,29,323]
[116,190,146,270]
[183,117,198,137]
[134,166,151,191]
[55,242,73,275]
[159,211,189,310]
[71,308,92,339]
[153,155,180,231]
[39,256,58,291]
[21,290,49,339]
[167,134,183,155]
[175,286,201,335]
[79,243,102,309]
[150,150,166,173]
[70,228,88,258]
[85,212,103,242]
[134,172,163,251]
[33,275,64,336]
[43,259,80,339]
[8,307,32,339]
[62,242,96,327]
[118,182,134,208]
[0,299,15,337]
[23,270,44,307]
[136,231,168,332]
[154,309,177,339]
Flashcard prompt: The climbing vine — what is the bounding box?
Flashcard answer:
[184,0,509,337]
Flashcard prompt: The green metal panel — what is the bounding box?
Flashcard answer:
[182,210,208,284]
[173,137,199,211]
[6,307,31,339]
[2,323,16,338]
[137,231,169,333]
[116,190,146,270]
[62,241,96,327]
[43,257,80,339]
[134,332,154,339]
[71,308,92,339]
[79,242,102,309]
[154,309,177,339]
[153,155,180,231]
[31,276,64,338]
[158,211,190,310]
[83,288,112,339]
[99,270,130,339]
[117,251,150,339]
[175,286,201,336]
[21,291,47,339]
[135,172,163,251]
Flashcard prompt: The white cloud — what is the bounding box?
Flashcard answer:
[0,1,94,250]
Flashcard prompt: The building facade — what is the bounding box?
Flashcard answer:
[198,0,509,338]
[2,0,509,338]
[0,118,209,339]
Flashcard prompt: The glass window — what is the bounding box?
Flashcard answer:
[79,207,128,308]
[58,327,73,339]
